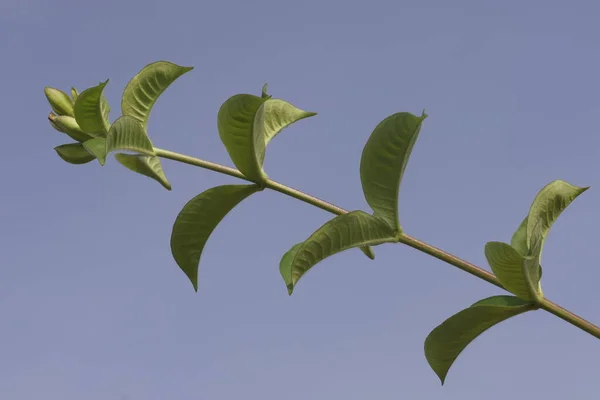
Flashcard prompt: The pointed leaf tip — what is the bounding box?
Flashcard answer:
[526,180,588,250]
[82,137,107,166]
[424,295,534,384]
[121,61,193,132]
[115,153,171,190]
[171,184,260,290]
[261,83,269,98]
[280,211,396,292]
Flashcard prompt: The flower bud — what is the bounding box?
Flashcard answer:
[71,87,79,102]
[48,113,92,142]
[44,87,74,117]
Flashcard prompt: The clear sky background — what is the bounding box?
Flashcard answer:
[2,0,600,398]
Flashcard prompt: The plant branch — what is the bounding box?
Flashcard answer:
[153,147,600,340]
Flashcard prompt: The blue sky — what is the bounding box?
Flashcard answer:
[2,0,600,398]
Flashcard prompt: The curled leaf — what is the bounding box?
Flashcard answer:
[281,211,396,294]
[218,94,269,182]
[360,111,427,233]
[263,99,317,147]
[74,80,111,136]
[424,295,535,385]
[218,92,316,184]
[171,184,261,290]
[121,61,193,132]
[484,241,541,301]
[510,216,528,256]
[526,180,588,251]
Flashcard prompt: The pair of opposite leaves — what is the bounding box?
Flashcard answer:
[51,61,196,190]
[169,94,588,385]
[171,110,429,292]
[425,179,587,384]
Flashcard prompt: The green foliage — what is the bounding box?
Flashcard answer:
[424,296,535,384]
[218,94,269,182]
[74,80,111,136]
[510,216,528,256]
[54,143,96,164]
[484,241,539,300]
[360,111,427,233]
[279,211,397,294]
[43,59,599,390]
[218,90,316,184]
[525,180,588,255]
[171,185,261,290]
[121,61,193,132]
[105,116,155,156]
[82,138,107,166]
[114,154,171,190]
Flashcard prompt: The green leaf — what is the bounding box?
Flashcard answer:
[217,94,269,183]
[105,115,156,156]
[510,216,528,256]
[526,180,588,251]
[54,143,96,165]
[114,153,171,190]
[171,184,261,290]
[121,61,193,132]
[261,83,269,98]
[263,98,317,147]
[281,210,396,294]
[484,241,540,300]
[82,138,107,166]
[218,93,317,184]
[424,295,535,385]
[44,87,74,117]
[360,111,427,233]
[74,80,111,136]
